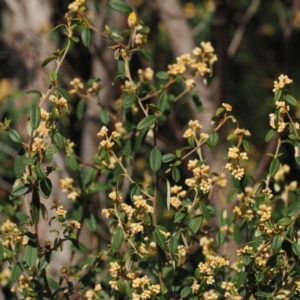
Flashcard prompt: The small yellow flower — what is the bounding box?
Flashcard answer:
[128,11,137,28]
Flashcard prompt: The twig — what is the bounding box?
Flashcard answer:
[227,0,260,57]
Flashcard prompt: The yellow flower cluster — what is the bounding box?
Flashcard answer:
[221,282,241,300]
[109,262,121,278]
[69,77,84,94]
[130,223,144,235]
[60,177,80,200]
[269,113,287,132]
[170,185,186,208]
[120,203,135,220]
[133,195,153,214]
[36,108,50,138]
[138,68,154,82]
[109,191,122,202]
[11,275,33,294]
[1,219,19,234]
[97,126,120,150]
[131,276,160,300]
[257,204,272,222]
[273,74,293,92]
[49,94,69,114]
[68,0,85,12]
[198,255,229,285]
[186,163,212,194]
[84,284,102,300]
[56,206,67,218]
[32,137,45,153]
[167,42,217,78]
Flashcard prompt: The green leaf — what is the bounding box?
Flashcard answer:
[112,226,123,251]
[26,89,43,97]
[150,147,162,172]
[191,93,202,112]
[169,236,178,255]
[265,129,276,143]
[188,215,202,234]
[153,228,166,251]
[39,252,51,270]
[237,271,247,286]
[100,108,110,125]
[216,230,225,246]
[199,202,210,221]
[0,243,3,261]
[55,87,70,101]
[123,94,136,109]
[180,286,191,298]
[49,71,57,83]
[269,158,280,177]
[130,185,141,200]
[31,189,40,223]
[35,162,47,179]
[242,140,250,152]
[70,239,88,254]
[232,223,241,244]
[41,56,56,67]
[227,187,239,204]
[23,240,38,267]
[137,115,157,131]
[140,49,152,61]
[172,167,180,182]
[22,157,37,165]
[287,201,300,217]
[86,182,108,194]
[53,132,65,149]
[155,71,170,81]
[8,129,22,143]
[76,99,85,120]
[85,212,97,232]
[39,178,52,199]
[274,89,282,101]
[208,131,219,147]
[66,153,79,171]
[292,243,300,256]
[174,212,187,223]
[10,263,22,284]
[134,128,148,151]
[285,94,298,106]
[271,235,283,254]
[162,153,176,163]
[252,180,264,197]
[14,149,26,178]
[109,0,132,13]
[11,184,31,197]
[70,36,80,43]
[30,104,41,130]
[81,27,91,47]
[277,217,292,226]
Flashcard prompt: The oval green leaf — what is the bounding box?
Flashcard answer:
[8,129,22,143]
[81,27,91,47]
[30,104,41,130]
[137,115,157,131]
[55,87,70,101]
[285,94,298,106]
[112,226,123,251]
[109,0,132,13]
[150,147,162,172]
[155,71,170,81]
[39,178,52,199]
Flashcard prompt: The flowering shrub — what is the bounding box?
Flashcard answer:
[1,0,300,299]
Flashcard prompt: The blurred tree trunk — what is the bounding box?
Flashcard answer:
[155,0,235,256]
[2,0,68,275]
